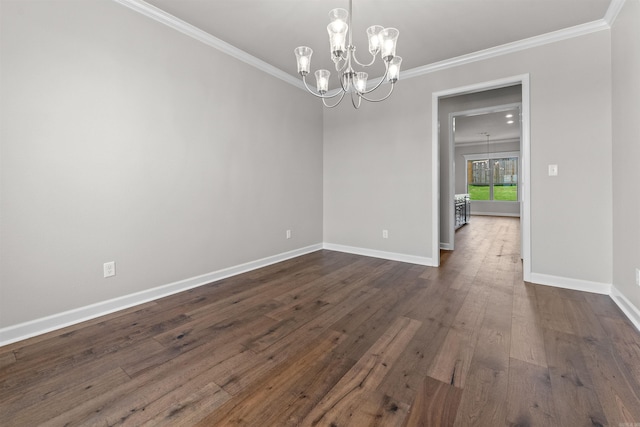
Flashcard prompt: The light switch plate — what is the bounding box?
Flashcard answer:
[548,164,558,176]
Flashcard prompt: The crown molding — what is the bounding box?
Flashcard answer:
[604,0,627,26]
[455,137,520,147]
[112,0,614,91]
[401,19,610,81]
[111,0,304,90]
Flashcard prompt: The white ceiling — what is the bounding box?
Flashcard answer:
[454,108,521,145]
[139,0,613,141]
[144,0,613,83]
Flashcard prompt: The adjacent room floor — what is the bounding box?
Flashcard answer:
[1,216,639,426]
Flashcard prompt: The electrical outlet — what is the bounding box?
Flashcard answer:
[382,229,389,239]
[103,261,116,278]
[286,229,292,239]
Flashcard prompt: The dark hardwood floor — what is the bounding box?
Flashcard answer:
[1,216,639,426]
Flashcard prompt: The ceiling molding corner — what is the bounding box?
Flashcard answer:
[455,137,521,148]
[401,19,610,81]
[112,0,615,93]
[111,0,303,89]
[604,0,627,26]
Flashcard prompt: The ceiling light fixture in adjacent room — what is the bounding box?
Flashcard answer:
[294,0,401,109]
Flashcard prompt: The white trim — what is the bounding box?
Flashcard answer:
[401,20,608,81]
[604,0,627,26]
[432,93,441,267]
[521,77,531,282]
[447,112,456,250]
[471,212,520,217]
[323,243,435,267]
[432,74,531,281]
[111,0,303,89]
[452,103,522,119]
[440,242,454,250]
[456,137,520,148]
[0,244,322,347]
[464,151,520,161]
[528,273,611,295]
[527,274,640,330]
[610,285,640,332]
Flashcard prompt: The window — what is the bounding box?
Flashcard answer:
[465,152,519,201]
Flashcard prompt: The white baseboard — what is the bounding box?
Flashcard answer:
[0,244,323,347]
[610,285,640,332]
[440,243,454,250]
[4,245,634,346]
[521,273,640,331]
[528,272,611,295]
[323,243,435,266]
[471,212,521,217]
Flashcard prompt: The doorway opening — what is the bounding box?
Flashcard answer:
[450,103,522,249]
[431,75,531,282]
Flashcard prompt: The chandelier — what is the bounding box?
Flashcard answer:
[294,0,402,108]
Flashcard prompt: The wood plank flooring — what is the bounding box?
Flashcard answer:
[1,216,639,426]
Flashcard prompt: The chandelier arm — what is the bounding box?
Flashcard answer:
[358,82,395,103]
[346,0,375,68]
[356,61,390,95]
[350,91,363,109]
[338,71,351,93]
[322,91,347,108]
[295,0,399,108]
[302,75,345,99]
[335,59,349,72]
[351,49,377,67]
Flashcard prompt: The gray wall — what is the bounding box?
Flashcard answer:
[324,30,612,284]
[0,1,323,327]
[612,0,640,312]
[323,90,432,258]
[3,0,637,331]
